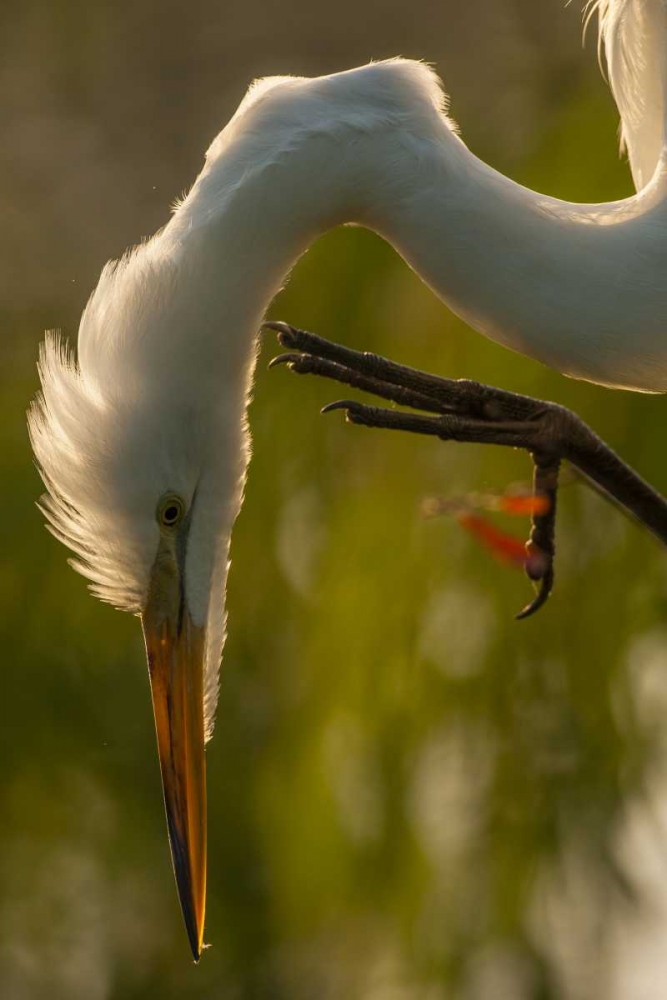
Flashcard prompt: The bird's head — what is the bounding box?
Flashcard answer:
[28,248,253,960]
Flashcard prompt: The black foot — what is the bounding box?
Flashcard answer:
[265,321,667,619]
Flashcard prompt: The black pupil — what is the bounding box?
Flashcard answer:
[164,505,179,523]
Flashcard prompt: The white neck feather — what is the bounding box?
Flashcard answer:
[152,59,667,398]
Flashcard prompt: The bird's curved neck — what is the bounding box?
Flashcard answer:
[163,64,667,393]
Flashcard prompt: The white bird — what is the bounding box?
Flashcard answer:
[27,0,667,960]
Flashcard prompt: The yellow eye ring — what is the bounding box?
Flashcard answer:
[157,494,185,529]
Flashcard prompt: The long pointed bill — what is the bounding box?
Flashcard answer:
[142,596,207,961]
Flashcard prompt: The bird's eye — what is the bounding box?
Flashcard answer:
[157,494,185,529]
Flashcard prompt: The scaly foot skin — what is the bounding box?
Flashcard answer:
[265,320,667,619]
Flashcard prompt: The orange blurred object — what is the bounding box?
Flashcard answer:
[496,494,550,517]
[457,513,528,568]
[457,513,549,579]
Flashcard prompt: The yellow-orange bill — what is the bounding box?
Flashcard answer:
[142,611,207,961]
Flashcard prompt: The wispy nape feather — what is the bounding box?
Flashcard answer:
[28,329,153,612]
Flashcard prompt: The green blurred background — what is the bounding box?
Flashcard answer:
[4,2,667,997]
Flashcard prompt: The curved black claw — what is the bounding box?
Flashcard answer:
[320,399,358,415]
[267,352,299,369]
[262,320,300,351]
[515,563,554,620]
[269,352,330,377]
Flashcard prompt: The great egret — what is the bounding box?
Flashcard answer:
[27,0,667,960]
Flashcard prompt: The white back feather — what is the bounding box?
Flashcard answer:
[590,0,667,190]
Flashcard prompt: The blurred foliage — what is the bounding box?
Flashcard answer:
[3,3,667,999]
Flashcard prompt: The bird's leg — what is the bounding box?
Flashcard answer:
[315,397,561,617]
[265,321,667,617]
[267,320,532,418]
[517,453,559,620]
